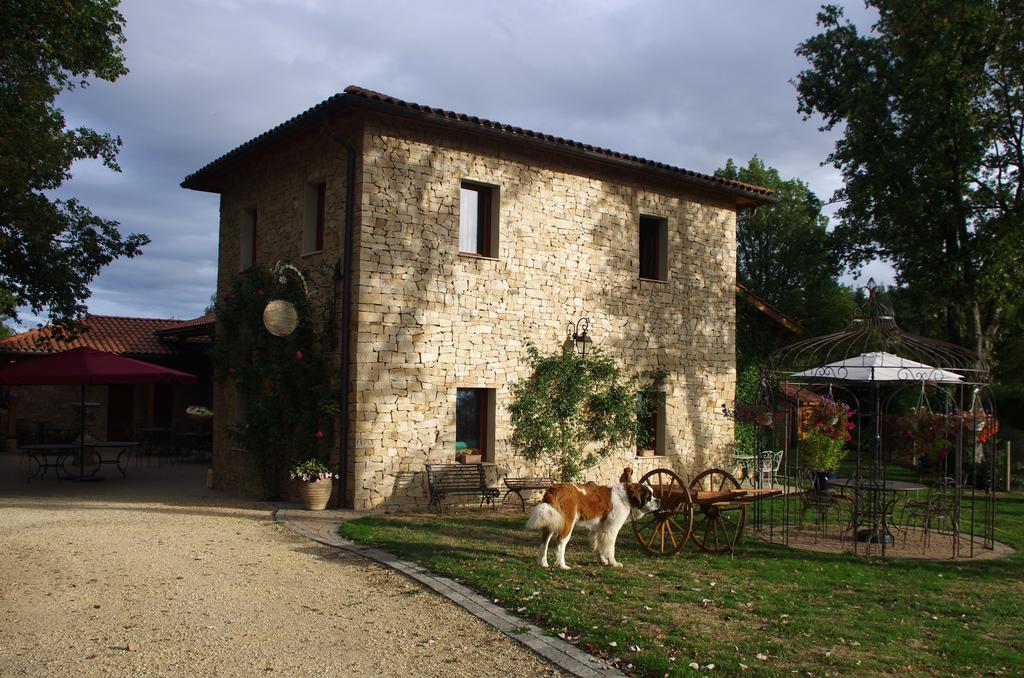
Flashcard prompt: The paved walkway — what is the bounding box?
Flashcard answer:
[0,454,569,676]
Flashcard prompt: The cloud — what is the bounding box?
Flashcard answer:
[19,0,885,328]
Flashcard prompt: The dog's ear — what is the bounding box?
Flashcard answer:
[626,484,644,507]
[619,467,633,484]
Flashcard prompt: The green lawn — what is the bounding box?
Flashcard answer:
[341,493,1023,675]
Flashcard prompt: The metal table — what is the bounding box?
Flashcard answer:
[19,443,79,482]
[832,477,927,544]
[84,441,140,479]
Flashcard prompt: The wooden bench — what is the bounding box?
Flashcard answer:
[502,477,555,511]
[426,463,499,510]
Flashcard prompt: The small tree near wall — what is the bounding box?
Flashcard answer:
[509,342,662,482]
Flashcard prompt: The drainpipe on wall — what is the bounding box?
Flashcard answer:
[321,111,357,509]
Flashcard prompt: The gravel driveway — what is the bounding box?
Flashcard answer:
[0,456,560,676]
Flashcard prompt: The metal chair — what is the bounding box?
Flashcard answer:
[757,450,784,488]
[902,476,959,553]
[796,467,853,544]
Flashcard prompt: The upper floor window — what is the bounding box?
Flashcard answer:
[639,214,667,281]
[303,181,326,253]
[240,207,257,270]
[459,182,498,257]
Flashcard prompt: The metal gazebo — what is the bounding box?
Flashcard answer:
[758,282,997,558]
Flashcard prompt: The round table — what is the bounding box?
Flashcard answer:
[831,477,927,544]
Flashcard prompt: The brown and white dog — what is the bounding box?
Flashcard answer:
[525,468,660,569]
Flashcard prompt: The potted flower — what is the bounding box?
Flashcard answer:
[891,406,953,470]
[799,397,854,491]
[289,458,338,510]
[185,405,214,421]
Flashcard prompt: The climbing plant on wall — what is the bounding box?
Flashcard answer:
[213,263,339,499]
[509,341,665,482]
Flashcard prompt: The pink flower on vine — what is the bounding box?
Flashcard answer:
[316,430,324,439]
[228,367,236,376]
[295,351,303,360]
[256,289,264,297]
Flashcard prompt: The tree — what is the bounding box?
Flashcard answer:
[508,343,659,482]
[717,156,856,339]
[795,1,1024,363]
[0,0,148,332]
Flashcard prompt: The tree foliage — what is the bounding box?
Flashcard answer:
[718,156,856,340]
[508,342,660,482]
[0,0,148,331]
[795,1,1024,363]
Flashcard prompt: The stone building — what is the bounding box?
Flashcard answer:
[183,86,774,509]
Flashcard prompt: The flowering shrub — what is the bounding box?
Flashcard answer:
[289,458,338,483]
[800,397,855,470]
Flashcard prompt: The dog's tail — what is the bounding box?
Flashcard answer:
[525,501,563,533]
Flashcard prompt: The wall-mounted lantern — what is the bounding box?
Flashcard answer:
[570,317,593,358]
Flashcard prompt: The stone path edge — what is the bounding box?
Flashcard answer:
[275,506,624,678]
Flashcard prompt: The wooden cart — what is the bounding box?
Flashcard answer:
[630,468,782,555]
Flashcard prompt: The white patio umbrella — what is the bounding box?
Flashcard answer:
[789,351,964,383]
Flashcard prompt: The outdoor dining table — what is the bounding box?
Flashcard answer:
[84,441,140,479]
[19,443,80,482]
[831,477,927,544]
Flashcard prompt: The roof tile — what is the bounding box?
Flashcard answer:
[0,316,211,356]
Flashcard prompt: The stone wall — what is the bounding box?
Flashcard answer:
[351,115,737,510]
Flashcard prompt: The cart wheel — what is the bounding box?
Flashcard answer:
[631,468,694,556]
[689,468,747,554]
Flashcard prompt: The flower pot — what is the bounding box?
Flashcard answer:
[297,479,333,510]
[814,470,836,493]
[637,448,656,458]
[457,453,483,464]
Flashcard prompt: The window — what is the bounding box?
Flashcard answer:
[234,385,248,426]
[456,388,494,461]
[303,181,326,253]
[240,208,257,270]
[459,182,498,257]
[637,391,665,456]
[639,215,668,280]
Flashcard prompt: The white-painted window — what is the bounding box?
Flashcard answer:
[459,182,497,257]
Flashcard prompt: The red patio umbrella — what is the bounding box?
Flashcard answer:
[0,347,198,479]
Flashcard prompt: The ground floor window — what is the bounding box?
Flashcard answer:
[637,391,665,456]
[456,388,493,461]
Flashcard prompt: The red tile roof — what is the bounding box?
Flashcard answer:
[182,85,775,206]
[0,316,211,356]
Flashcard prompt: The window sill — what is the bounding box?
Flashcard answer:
[458,252,500,262]
[638,277,669,284]
[637,452,668,459]
[300,249,325,258]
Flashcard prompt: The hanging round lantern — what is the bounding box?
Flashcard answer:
[263,299,299,337]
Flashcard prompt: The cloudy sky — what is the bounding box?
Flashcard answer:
[40,0,885,328]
